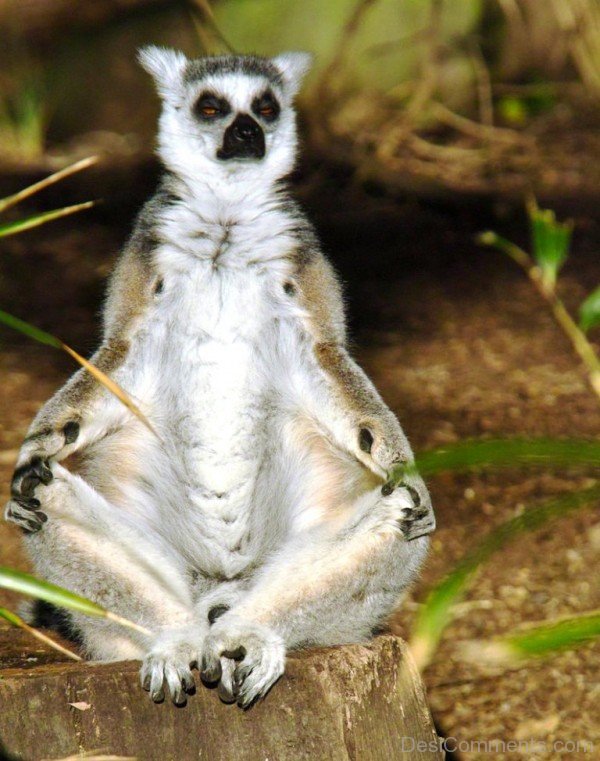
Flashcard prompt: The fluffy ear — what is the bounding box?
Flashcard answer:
[272,52,313,96]
[138,46,188,99]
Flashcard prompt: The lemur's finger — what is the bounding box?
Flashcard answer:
[200,651,222,684]
[217,658,237,703]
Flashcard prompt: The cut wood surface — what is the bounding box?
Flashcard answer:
[0,632,442,761]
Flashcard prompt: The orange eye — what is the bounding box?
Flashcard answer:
[260,106,274,117]
[201,106,219,117]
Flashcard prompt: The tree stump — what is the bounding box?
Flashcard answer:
[0,632,443,760]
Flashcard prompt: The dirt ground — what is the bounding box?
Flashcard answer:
[0,179,598,760]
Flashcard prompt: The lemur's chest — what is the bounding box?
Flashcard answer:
[135,228,296,512]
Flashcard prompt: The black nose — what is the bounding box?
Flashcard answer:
[217,113,265,161]
[232,115,261,141]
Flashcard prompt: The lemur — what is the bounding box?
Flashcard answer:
[4,49,435,708]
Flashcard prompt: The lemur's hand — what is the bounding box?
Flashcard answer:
[5,422,80,533]
[5,456,54,533]
[201,615,285,708]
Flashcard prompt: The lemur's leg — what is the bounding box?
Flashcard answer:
[6,341,133,533]
[24,463,204,705]
[202,483,429,707]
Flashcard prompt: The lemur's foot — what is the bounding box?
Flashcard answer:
[141,630,198,706]
[201,615,285,708]
[5,456,54,533]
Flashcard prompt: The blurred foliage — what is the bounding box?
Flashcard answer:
[410,483,600,669]
[579,286,600,334]
[0,70,46,162]
[480,203,600,398]
[213,0,481,103]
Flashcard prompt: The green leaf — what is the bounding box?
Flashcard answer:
[579,285,600,333]
[389,437,600,486]
[409,484,600,669]
[0,566,152,637]
[0,566,106,618]
[502,610,600,658]
[0,201,94,238]
[461,610,600,665]
[528,201,573,289]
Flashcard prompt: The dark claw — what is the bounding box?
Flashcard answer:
[151,687,165,703]
[200,656,222,684]
[217,682,237,704]
[182,675,196,695]
[172,687,187,707]
[233,663,252,690]
[238,693,260,710]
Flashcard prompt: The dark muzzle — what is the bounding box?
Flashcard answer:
[217,113,265,160]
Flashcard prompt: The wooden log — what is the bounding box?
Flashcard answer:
[0,634,442,760]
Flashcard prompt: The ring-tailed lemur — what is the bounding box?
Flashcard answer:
[4,48,435,708]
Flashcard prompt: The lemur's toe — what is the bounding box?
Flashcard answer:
[217,658,238,703]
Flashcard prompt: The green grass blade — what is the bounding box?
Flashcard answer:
[460,611,600,666]
[0,606,82,661]
[0,308,62,348]
[0,156,98,213]
[409,484,600,669]
[389,437,600,486]
[0,309,157,436]
[0,566,151,637]
[0,566,106,617]
[0,201,94,238]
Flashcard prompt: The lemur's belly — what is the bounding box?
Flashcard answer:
[123,256,285,576]
[172,338,268,514]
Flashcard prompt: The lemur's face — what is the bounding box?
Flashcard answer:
[139,48,312,178]
[193,78,280,162]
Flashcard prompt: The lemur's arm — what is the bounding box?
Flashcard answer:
[290,250,414,480]
[6,213,159,531]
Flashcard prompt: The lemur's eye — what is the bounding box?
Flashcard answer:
[252,91,280,122]
[194,92,231,121]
